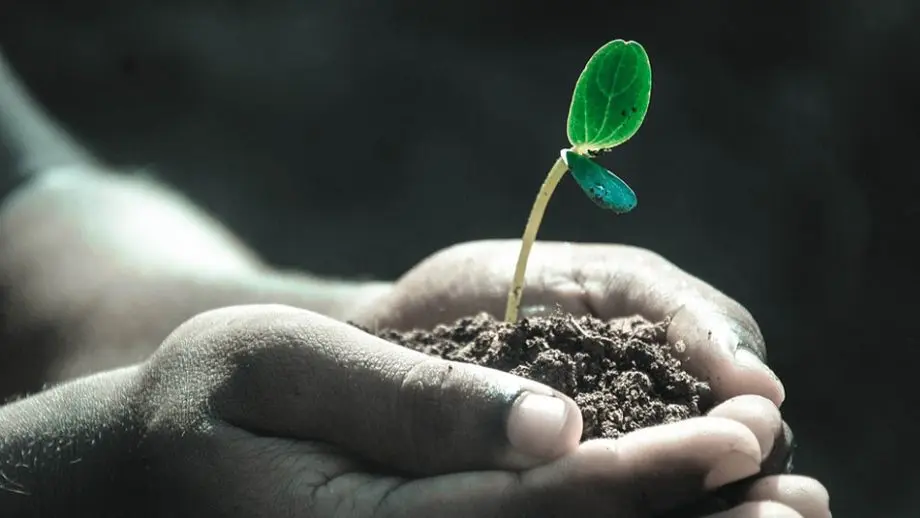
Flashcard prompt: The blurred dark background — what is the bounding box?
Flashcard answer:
[1,0,916,516]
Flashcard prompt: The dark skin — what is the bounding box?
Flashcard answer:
[0,52,830,517]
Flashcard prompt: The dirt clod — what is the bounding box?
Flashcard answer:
[373,311,714,440]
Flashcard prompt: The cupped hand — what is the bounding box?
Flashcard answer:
[131,305,828,518]
[345,239,832,515]
[351,239,785,408]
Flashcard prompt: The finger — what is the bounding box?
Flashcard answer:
[565,242,784,406]
[703,501,804,517]
[361,239,697,329]
[358,240,783,404]
[196,304,583,476]
[672,397,794,516]
[375,416,763,517]
[706,395,781,464]
[667,304,784,406]
[705,396,794,478]
[763,420,796,475]
[743,475,831,518]
[360,240,594,331]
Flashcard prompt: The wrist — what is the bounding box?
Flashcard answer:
[262,269,393,321]
[0,366,148,517]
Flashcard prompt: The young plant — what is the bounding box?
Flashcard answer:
[504,39,653,323]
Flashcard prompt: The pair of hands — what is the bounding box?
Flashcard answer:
[128,240,829,517]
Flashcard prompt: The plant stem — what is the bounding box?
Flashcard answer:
[504,155,569,322]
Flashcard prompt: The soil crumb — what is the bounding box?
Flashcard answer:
[373,311,714,440]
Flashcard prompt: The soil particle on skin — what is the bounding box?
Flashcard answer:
[373,311,714,440]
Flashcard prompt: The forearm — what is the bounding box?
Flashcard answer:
[0,168,390,393]
[0,53,392,393]
[0,366,145,517]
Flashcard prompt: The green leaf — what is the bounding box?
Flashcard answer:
[561,149,637,214]
[567,40,652,153]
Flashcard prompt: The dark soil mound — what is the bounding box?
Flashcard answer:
[374,311,715,440]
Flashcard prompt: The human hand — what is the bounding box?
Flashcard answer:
[348,239,831,516]
[125,304,826,517]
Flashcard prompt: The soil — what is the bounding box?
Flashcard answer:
[373,310,715,440]
[371,310,792,515]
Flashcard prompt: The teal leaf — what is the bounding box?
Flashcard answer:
[567,40,652,153]
[562,149,637,214]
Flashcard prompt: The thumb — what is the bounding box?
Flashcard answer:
[210,305,583,475]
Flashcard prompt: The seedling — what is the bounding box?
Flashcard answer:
[504,39,652,322]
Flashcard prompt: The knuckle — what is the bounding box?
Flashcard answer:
[620,246,764,341]
[129,305,319,508]
[156,304,306,360]
[398,357,454,420]
[719,304,766,357]
[139,304,309,419]
[396,358,457,465]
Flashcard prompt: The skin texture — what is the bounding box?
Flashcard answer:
[358,239,786,407]
[0,172,831,517]
[0,49,829,517]
[0,303,826,518]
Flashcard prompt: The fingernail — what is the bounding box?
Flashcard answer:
[704,450,761,491]
[506,392,573,459]
[735,348,786,404]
